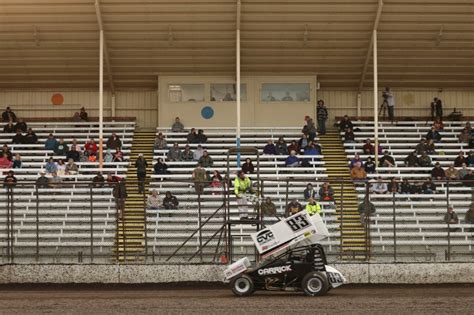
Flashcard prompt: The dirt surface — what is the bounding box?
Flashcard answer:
[0,283,472,315]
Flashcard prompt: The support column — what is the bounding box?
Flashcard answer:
[99,30,104,169]
[236,0,241,168]
[111,93,116,120]
[373,30,379,166]
[357,93,362,118]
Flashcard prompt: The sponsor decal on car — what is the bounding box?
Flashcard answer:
[257,265,292,275]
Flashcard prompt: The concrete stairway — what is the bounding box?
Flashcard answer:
[319,129,369,260]
[116,131,155,262]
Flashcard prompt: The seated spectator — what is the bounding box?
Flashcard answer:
[349,153,362,169]
[444,207,459,232]
[1,144,13,161]
[454,151,467,167]
[445,165,459,180]
[45,157,58,174]
[0,155,12,169]
[298,134,309,151]
[311,140,323,155]
[351,162,367,180]
[364,157,376,173]
[54,138,69,155]
[285,199,303,217]
[303,183,317,201]
[426,126,441,142]
[12,153,22,169]
[319,182,334,202]
[303,116,317,141]
[387,178,399,194]
[421,177,436,194]
[196,129,207,143]
[3,121,15,133]
[56,159,66,176]
[79,107,89,121]
[467,150,474,166]
[465,121,472,133]
[210,170,223,182]
[261,197,277,218]
[180,144,194,161]
[263,140,277,155]
[113,148,124,162]
[287,140,299,154]
[404,151,419,167]
[358,196,376,225]
[379,151,395,167]
[362,139,375,155]
[372,177,388,194]
[242,158,254,174]
[66,145,80,162]
[163,191,179,209]
[400,178,414,194]
[198,150,213,168]
[154,132,167,150]
[344,128,355,143]
[84,139,98,155]
[154,158,168,175]
[431,162,446,180]
[418,151,432,167]
[24,128,38,144]
[3,170,17,188]
[304,143,319,156]
[276,137,288,155]
[44,133,58,150]
[458,127,471,143]
[171,117,184,132]
[425,139,436,155]
[15,119,27,133]
[465,205,474,232]
[36,171,49,188]
[415,138,427,155]
[305,198,321,215]
[433,118,444,131]
[285,150,299,167]
[2,107,17,122]
[106,132,122,150]
[73,112,81,122]
[339,115,353,131]
[92,172,105,188]
[210,175,223,195]
[49,172,62,188]
[104,149,114,163]
[147,190,161,210]
[458,163,469,179]
[11,131,25,144]
[462,169,474,187]
[167,142,181,161]
[193,144,204,161]
[187,128,197,143]
[65,158,79,175]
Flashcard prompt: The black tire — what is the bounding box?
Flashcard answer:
[231,275,254,297]
[301,272,329,296]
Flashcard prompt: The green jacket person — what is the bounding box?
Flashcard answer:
[234,171,254,220]
[305,197,321,216]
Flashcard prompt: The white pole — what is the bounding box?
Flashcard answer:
[99,30,104,170]
[236,0,241,168]
[373,29,379,167]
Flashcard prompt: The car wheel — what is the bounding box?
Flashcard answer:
[302,272,329,296]
[231,275,254,297]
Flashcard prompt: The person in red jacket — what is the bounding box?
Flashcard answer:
[84,138,98,155]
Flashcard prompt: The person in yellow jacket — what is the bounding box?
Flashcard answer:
[234,170,254,220]
[305,197,321,216]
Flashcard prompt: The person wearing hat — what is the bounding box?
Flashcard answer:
[3,170,17,188]
[147,190,161,210]
[379,151,395,168]
[36,171,49,188]
[135,153,148,194]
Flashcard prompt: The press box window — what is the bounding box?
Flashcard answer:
[260,83,311,102]
[168,84,205,102]
[210,84,247,102]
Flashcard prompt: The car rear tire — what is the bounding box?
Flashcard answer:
[302,272,329,296]
[231,275,254,297]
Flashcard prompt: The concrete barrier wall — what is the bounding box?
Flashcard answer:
[0,263,473,284]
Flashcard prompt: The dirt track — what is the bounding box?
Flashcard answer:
[0,284,472,314]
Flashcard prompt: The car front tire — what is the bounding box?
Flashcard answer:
[302,272,329,296]
[231,274,254,297]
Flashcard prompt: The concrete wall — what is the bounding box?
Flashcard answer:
[0,263,472,284]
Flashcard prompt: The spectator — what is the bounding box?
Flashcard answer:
[2,107,17,122]
[425,139,436,155]
[193,144,204,161]
[192,163,207,195]
[379,151,395,167]
[387,178,399,194]
[418,151,432,167]
[198,150,213,168]
[426,126,441,142]
[465,205,474,232]
[467,151,474,166]
[304,143,319,157]
[106,133,122,150]
[276,137,288,155]
[92,172,105,188]
[298,134,309,151]
[305,197,321,216]
[210,170,223,182]
[349,153,362,169]
[364,157,376,174]
[15,119,27,133]
[311,140,323,155]
[285,150,299,167]
[154,158,168,175]
[383,87,395,122]
[415,138,427,155]
[458,163,470,179]
[344,128,355,143]
[303,116,317,141]
[135,154,148,194]
[3,170,17,188]
[44,133,58,150]
[261,197,277,218]
[445,165,459,180]
[444,207,459,232]
[171,117,184,132]
[210,176,223,195]
[454,151,467,167]
[285,199,303,217]
[11,131,25,144]
[433,118,444,131]
[36,171,49,188]
[66,145,80,162]
[56,159,66,176]
[153,132,167,150]
[462,169,474,187]
[113,179,127,220]
[113,148,124,162]
[65,158,79,175]
[180,144,194,161]
[351,162,367,180]
[316,100,328,135]
[3,121,15,133]
[79,107,89,121]
[85,139,98,155]
[362,139,375,155]
[163,191,179,209]
[431,162,446,180]
[104,149,114,163]
[187,128,197,143]
[400,178,413,194]
[234,171,254,220]
[45,157,58,174]
[287,140,299,154]
[339,115,353,131]
[263,140,277,155]
[432,97,443,119]
[147,190,161,210]
[404,151,419,167]
[242,158,254,174]
[49,171,62,188]
[458,127,471,143]
[319,182,334,202]
[73,112,81,122]
[0,155,12,169]
[1,144,13,161]
[24,128,38,144]
[167,142,181,161]
[421,177,436,194]
[54,138,69,156]
[196,129,207,144]
[358,195,376,225]
[303,183,317,201]
[106,173,121,186]
[12,153,22,169]
[372,177,388,194]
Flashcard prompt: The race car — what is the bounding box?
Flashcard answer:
[224,211,346,296]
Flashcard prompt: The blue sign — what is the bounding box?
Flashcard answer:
[201,106,214,119]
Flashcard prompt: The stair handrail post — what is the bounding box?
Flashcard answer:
[446,179,451,261]
[339,179,344,260]
[89,184,94,263]
[197,187,203,263]
[143,180,148,263]
[392,187,397,262]
[35,183,40,262]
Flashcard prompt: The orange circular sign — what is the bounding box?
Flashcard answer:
[51,93,64,105]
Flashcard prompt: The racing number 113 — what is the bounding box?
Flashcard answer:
[286,215,310,232]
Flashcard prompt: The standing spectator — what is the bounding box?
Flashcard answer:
[344,128,355,143]
[285,199,303,217]
[196,129,207,144]
[135,154,148,194]
[11,131,25,144]
[163,191,179,209]
[24,128,38,144]
[234,171,254,220]
[358,195,376,225]
[45,157,58,174]
[54,138,69,156]
[303,183,317,201]
[198,150,213,168]
[106,133,122,150]
[187,128,198,143]
[3,170,17,188]
[167,142,181,161]
[147,190,161,210]
[261,197,277,218]
[12,153,22,169]
[454,151,467,167]
[383,87,395,122]
[2,107,17,122]
[15,119,27,133]
[263,140,277,155]
[372,177,388,194]
[339,115,353,131]
[79,107,89,121]
[364,157,376,173]
[3,121,15,133]
[171,117,184,132]
[154,158,168,175]
[404,151,419,167]
[418,151,432,167]
[113,179,127,220]
[445,165,459,180]
[379,151,396,167]
[66,145,80,162]
[276,137,288,155]
[421,177,436,194]
[154,132,167,150]
[444,207,459,232]
[44,133,58,150]
[285,150,299,167]
[193,144,204,161]
[107,173,121,186]
[362,139,375,155]
[113,148,124,162]
[316,100,328,135]
[180,144,194,161]
[465,205,474,232]
[192,163,207,195]
[318,182,334,202]
[242,158,254,174]
[426,126,442,142]
[431,162,446,180]
[351,162,367,180]
[305,197,321,215]
[434,97,443,119]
